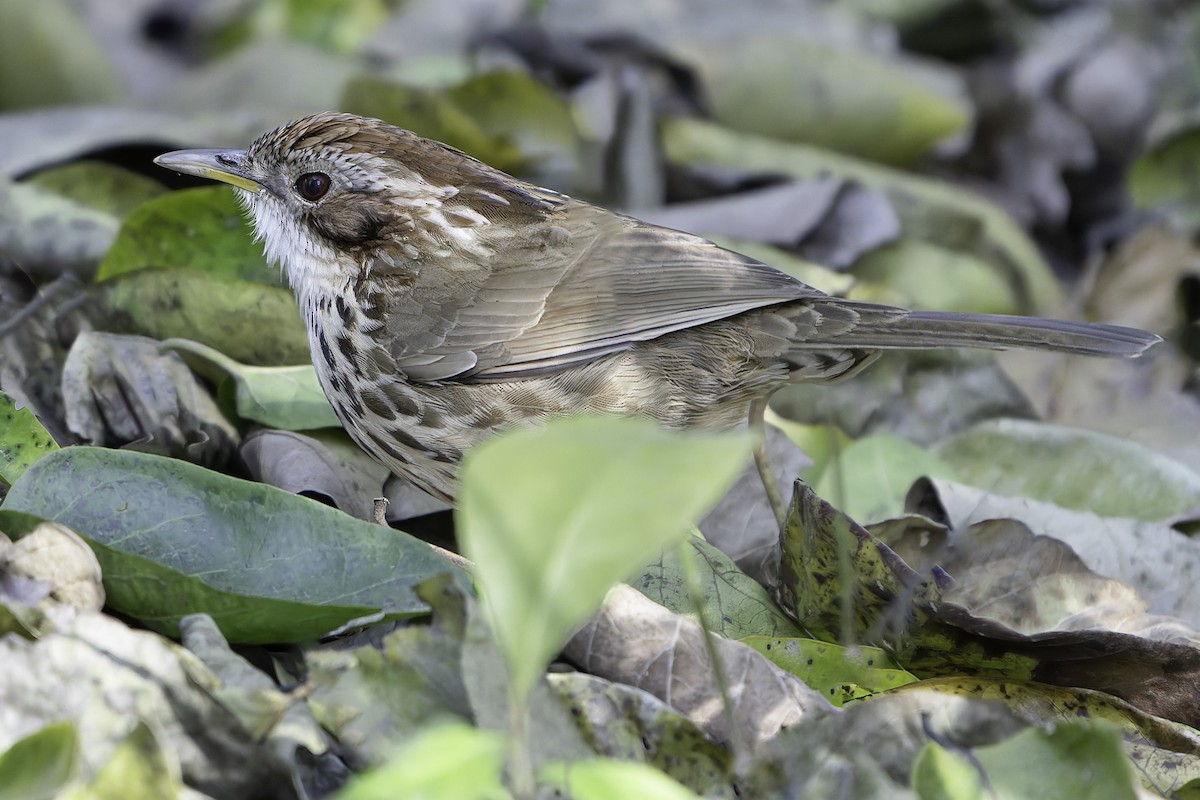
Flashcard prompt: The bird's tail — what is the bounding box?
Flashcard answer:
[807,303,1160,358]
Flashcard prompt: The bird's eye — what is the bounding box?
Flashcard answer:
[295,172,331,202]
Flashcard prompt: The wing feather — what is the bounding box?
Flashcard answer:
[390,199,817,381]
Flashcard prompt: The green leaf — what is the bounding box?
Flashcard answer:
[341,76,526,173]
[96,187,275,284]
[163,339,339,430]
[933,419,1200,521]
[0,447,468,644]
[540,759,702,800]
[741,637,916,706]
[0,176,119,272]
[661,116,1062,315]
[0,722,78,800]
[808,433,957,524]
[446,71,580,184]
[672,36,968,165]
[25,161,167,219]
[911,741,986,800]
[457,416,753,706]
[334,722,509,800]
[0,391,59,487]
[632,534,804,640]
[94,267,309,366]
[0,0,122,111]
[851,239,1019,314]
[1130,123,1200,231]
[64,722,180,800]
[251,0,390,55]
[0,506,376,646]
[973,721,1137,800]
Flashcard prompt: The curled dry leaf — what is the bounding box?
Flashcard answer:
[634,179,900,269]
[548,671,733,797]
[0,520,103,614]
[884,516,1194,643]
[0,612,294,799]
[780,481,1200,728]
[61,331,238,468]
[240,429,390,522]
[907,478,1200,627]
[564,585,834,758]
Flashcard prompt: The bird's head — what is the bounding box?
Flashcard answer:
[155,112,557,299]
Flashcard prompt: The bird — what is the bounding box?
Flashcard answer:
[155,112,1161,511]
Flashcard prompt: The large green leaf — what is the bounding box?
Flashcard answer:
[850,239,1019,314]
[0,447,467,643]
[933,418,1200,521]
[0,0,121,111]
[457,416,752,707]
[672,36,968,165]
[96,187,275,284]
[94,268,309,366]
[26,161,167,219]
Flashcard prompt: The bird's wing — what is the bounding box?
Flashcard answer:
[388,200,820,381]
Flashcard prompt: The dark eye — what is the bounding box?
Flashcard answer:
[295,172,331,202]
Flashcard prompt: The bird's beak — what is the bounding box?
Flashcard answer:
[154,148,264,193]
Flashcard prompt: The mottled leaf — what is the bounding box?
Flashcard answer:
[0,391,59,487]
[565,585,832,750]
[548,672,732,797]
[741,637,916,706]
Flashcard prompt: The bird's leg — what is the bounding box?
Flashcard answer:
[748,397,787,528]
[372,496,389,526]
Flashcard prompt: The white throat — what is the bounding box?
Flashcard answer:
[238,188,344,305]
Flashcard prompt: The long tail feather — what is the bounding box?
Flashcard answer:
[821,306,1160,358]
